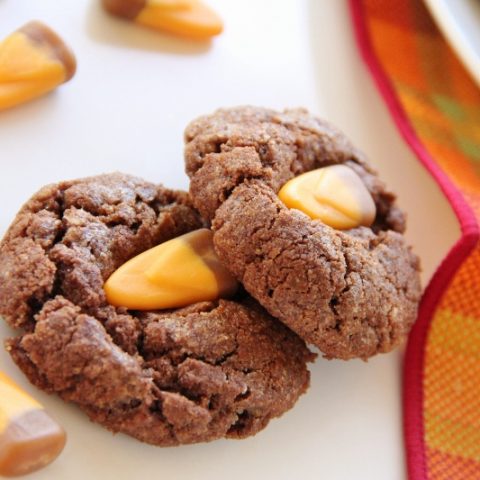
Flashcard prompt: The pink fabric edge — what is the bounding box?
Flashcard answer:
[348,1,480,479]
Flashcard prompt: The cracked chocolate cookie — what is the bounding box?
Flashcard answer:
[185,106,422,360]
[0,172,313,446]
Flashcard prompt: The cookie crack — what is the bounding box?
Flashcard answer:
[149,398,178,443]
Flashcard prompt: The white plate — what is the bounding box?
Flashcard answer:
[424,0,480,86]
[0,1,459,479]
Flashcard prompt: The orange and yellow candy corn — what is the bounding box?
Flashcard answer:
[104,228,238,310]
[0,21,76,111]
[102,0,223,40]
[0,371,66,477]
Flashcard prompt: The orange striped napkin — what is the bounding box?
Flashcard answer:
[350,1,480,479]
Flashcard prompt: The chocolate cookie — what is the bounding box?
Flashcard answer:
[0,173,313,446]
[185,106,422,360]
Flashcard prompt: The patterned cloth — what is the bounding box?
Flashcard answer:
[349,1,480,479]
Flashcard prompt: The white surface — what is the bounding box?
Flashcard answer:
[424,0,480,87]
[0,1,459,480]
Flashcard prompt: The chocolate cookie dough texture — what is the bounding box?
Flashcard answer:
[0,173,312,446]
[185,106,422,360]
[0,21,76,111]
[102,0,223,40]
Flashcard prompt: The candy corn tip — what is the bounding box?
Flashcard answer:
[19,21,77,82]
